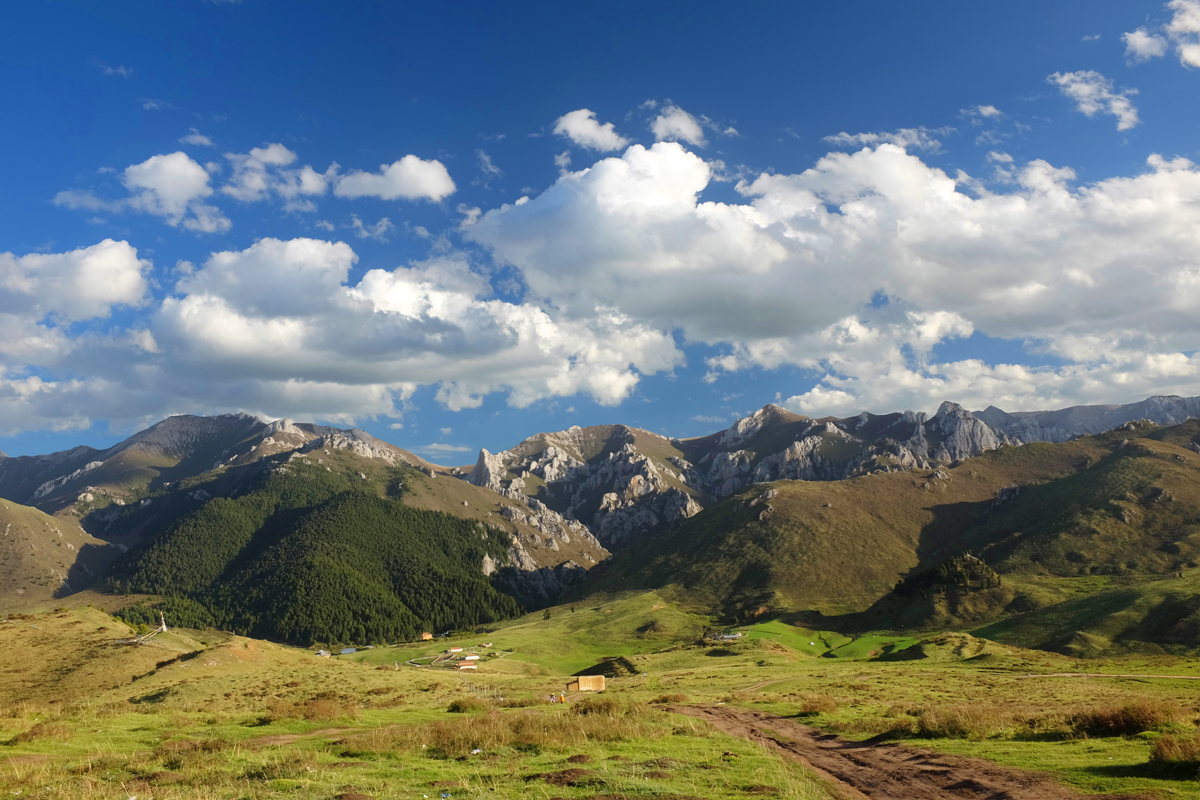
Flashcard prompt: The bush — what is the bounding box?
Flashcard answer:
[1151,734,1200,764]
[796,693,839,715]
[569,697,622,717]
[497,696,541,708]
[11,721,74,744]
[906,705,1009,740]
[649,694,688,704]
[264,693,360,722]
[1071,699,1180,736]
[447,697,489,713]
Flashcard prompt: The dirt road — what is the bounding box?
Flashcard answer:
[669,705,1151,800]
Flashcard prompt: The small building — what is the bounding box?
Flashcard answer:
[566,675,605,692]
[315,649,331,658]
[447,647,463,653]
[340,647,357,655]
[421,632,434,640]
[456,662,477,670]
[480,642,493,648]
[462,654,480,660]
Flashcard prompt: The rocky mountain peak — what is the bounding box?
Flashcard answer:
[265,418,303,436]
[718,403,795,448]
[110,413,266,460]
[934,401,969,419]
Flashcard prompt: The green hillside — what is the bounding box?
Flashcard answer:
[0,498,120,608]
[106,454,523,644]
[593,423,1200,654]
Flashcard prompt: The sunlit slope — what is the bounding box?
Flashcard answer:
[0,499,119,609]
[594,423,1200,628]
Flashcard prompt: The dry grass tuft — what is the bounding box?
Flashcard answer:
[447,697,489,713]
[1151,734,1200,765]
[10,721,73,744]
[340,701,656,759]
[1070,698,1181,736]
[795,693,839,716]
[650,693,689,704]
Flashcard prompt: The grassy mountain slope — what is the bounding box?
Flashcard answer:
[592,423,1200,654]
[0,499,120,609]
[594,432,1097,616]
[104,453,533,644]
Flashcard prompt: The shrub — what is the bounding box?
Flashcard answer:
[497,696,541,708]
[11,721,73,744]
[796,693,839,715]
[649,694,688,704]
[447,697,489,713]
[570,697,621,717]
[1071,699,1180,736]
[1151,734,1200,765]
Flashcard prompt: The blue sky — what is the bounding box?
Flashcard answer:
[3,0,1200,461]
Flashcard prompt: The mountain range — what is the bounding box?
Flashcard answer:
[1,394,1198,653]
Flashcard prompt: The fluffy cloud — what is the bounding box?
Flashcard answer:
[823,126,953,152]
[0,239,149,324]
[221,143,332,209]
[1127,1,1200,67]
[1123,28,1169,62]
[553,109,630,151]
[348,215,395,241]
[19,135,1200,431]
[180,128,215,147]
[650,105,706,147]
[154,241,679,413]
[333,155,456,201]
[1048,70,1139,131]
[1167,0,1200,66]
[0,236,682,432]
[0,240,153,433]
[54,152,232,233]
[468,141,1200,414]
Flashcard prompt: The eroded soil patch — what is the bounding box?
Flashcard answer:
[669,705,1152,800]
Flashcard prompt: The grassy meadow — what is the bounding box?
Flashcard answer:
[4,593,1200,799]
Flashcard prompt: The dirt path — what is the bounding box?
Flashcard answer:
[669,705,1151,800]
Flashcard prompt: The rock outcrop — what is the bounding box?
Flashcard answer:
[463,401,1019,550]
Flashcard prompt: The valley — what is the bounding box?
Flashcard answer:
[3,395,1200,797]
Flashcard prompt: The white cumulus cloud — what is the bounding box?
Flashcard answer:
[823,126,953,152]
[467,141,1200,416]
[553,109,630,151]
[180,128,215,147]
[54,152,232,233]
[222,143,332,205]
[1123,27,1169,62]
[1048,70,1140,131]
[650,105,706,147]
[333,155,456,201]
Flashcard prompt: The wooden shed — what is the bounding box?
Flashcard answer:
[566,675,605,692]
[420,632,433,641]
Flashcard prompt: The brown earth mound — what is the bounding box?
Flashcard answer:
[567,754,594,763]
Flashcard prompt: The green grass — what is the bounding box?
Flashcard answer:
[7,596,1200,799]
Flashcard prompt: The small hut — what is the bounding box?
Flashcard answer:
[566,675,605,692]
[421,632,434,640]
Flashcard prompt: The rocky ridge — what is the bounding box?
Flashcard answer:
[977,395,1200,443]
[465,401,1016,550]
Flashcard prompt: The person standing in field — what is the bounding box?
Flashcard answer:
[560,691,566,703]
